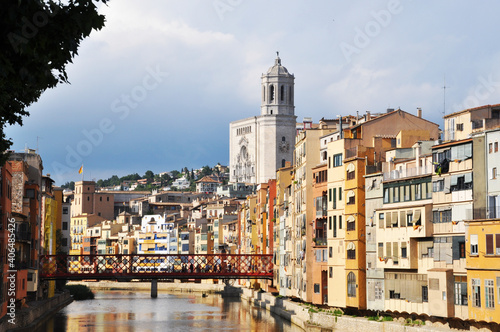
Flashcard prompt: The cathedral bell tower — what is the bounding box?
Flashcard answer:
[229,53,296,185]
[261,52,295,116]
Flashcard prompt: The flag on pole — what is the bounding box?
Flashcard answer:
[78,165,83,174]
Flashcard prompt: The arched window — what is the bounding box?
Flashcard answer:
[280,85,284,101]
[347,241,356,259]
[347,272,356,297]
[282,136,286,141]
[270,85,275,102]
[282,159,286,167]
[270,110,273,115]
[262,86,266,102]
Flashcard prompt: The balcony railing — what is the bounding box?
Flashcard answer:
[383,166,432,181]
[313,237,327,246]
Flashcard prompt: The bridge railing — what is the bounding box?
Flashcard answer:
[40,253,273,280]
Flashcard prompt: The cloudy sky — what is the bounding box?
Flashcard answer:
[6,0,500,185]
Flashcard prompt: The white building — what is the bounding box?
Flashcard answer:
[171,176,190,190]
[229,54,297,184]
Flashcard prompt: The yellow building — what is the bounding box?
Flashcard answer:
[466,219,500,323]
[69,213,104,255]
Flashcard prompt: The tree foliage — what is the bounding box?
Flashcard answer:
[0,0,108,165]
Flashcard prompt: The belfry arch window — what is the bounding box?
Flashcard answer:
[280,85,284,101]
[270,85,275,102]
[282,159,286,167]
[262,86,266,102]
[282,136,286,141]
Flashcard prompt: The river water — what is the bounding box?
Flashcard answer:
[34,290,304,332]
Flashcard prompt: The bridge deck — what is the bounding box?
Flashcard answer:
[40,254,273,280]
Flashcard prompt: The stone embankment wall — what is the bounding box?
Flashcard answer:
[0,291,72,332]
[72,282,495,332]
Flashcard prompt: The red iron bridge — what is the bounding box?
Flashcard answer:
[40,254,274,281]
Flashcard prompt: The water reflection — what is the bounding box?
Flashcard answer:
[35,289,303,332]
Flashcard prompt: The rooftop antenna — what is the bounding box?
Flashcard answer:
[442,75,447,116]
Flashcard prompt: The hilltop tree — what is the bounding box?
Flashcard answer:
[0,0,109,166]
[144,170,154,180]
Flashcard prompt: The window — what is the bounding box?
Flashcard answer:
[347,192,355,205]
[329,267,333,278]
[332,188,336,209]
[393,242,399,264]
[451,173,473,191]
[422,286,428,302]
[490,143,493,154]
[470,234,478,255]
[497,277,500,305]
[486,279,495,308]
[62,222,68,230]
[404,185,411,201]
[459,242,466,259]
[433,179,444,192]
[339,187,342,201]
[496,142,499,153]
[333,154,342,167]
[383,188,389,203]
[497,234,500,254]
[401,242,407,258]
[486,234,494,255]
[329,246,333,258]
[492,168,497,180]
[456,123,464,131]
[63,207,68,215]
[314,283,320,294]
[378,213,384,229]
[377,243,384,259]
[454,276,467,305]
[393,186,400,202]
[347,272,356,297]
[389,290,401,299]
[107,197,109,201]
[472,279,481,307]
[347,248,356,259]
[347,219,355,231]
[415,183,421,200]
[333,216,337,238]
[433,210,452,223]
[346,170,355,180]
[375,282,383,300]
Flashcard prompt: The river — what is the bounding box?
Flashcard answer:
[34,290,305,331]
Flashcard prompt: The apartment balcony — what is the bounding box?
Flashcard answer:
[15,230,31,242]
[383,166,432,181]
[313,237,327,246]
[345,147,363,160]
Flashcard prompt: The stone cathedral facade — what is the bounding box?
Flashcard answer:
[229,55,297,184]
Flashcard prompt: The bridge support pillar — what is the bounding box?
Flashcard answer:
[151,279,158,298]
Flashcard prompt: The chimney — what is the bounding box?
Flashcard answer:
[417,108,422,118]
[387,108,394,113]
[338,115,343,139]
[366,111,371,121]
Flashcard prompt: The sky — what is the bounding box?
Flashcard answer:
[6,0,500,186]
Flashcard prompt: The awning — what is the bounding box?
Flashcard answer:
[411,209,421,224]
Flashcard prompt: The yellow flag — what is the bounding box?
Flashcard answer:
[78,165,83,174]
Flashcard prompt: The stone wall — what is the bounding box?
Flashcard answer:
[0,291,72,332]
